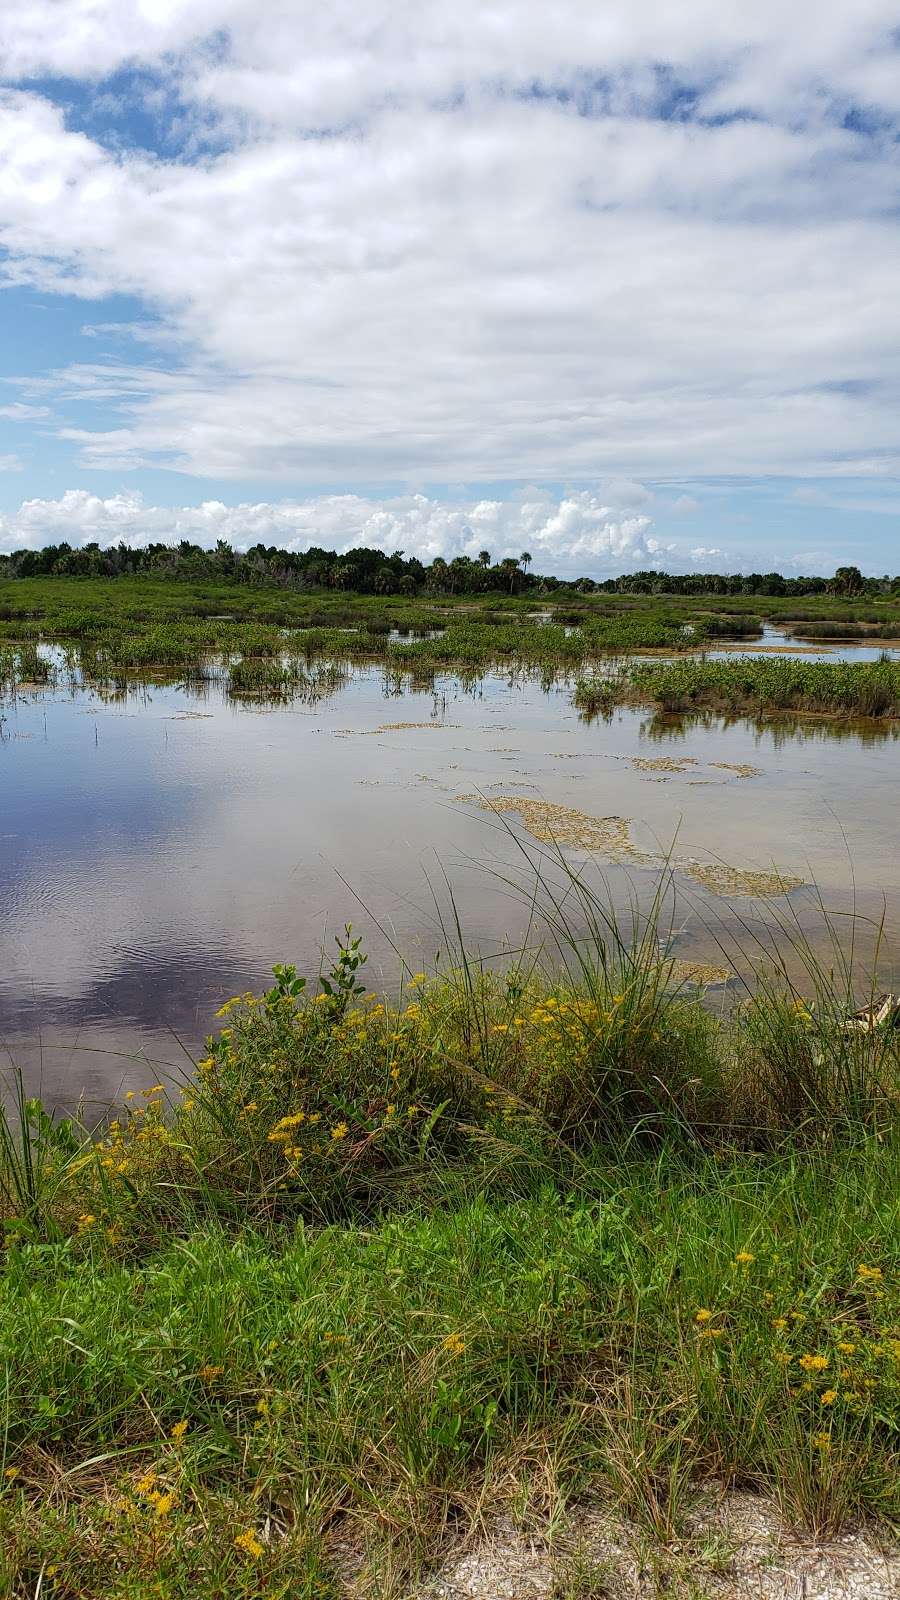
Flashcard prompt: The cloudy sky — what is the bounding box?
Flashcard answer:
[1,2,899,573]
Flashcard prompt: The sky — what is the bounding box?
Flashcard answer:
[1,2,900,575]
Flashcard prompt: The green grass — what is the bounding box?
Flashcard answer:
[1,1149,896,1596]
[1,867,898,1596]
[575,656,900,720]
[7,577,900,708]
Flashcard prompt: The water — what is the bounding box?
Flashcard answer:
[3,649,899,1109]
[711,623,900,663]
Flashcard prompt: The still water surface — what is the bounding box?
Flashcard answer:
[3,647,899,1108]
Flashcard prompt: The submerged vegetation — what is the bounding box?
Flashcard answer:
[1,864,898,1596]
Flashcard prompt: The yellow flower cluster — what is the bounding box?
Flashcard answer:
[267,1111,306,1143]
[134,1473,177,1518]
[234,1528,264,1558]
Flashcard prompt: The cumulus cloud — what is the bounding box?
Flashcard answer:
[0,487,686,574]
[0,4,899,494]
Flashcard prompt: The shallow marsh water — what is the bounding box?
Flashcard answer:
[3,651,900,1109]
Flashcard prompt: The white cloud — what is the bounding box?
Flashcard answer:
[0,402,50,421]
[0,455,23,471]
[0,486,683,574]
[0,5,899,493]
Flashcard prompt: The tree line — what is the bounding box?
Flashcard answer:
[0,542,891,599]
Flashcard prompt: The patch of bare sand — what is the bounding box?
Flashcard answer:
[402,1493,900,1600]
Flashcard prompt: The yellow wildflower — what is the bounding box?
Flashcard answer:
[837,1342,856,1355]
[443,1332,466,1356]
[153,1492,176,1518]
[856,1264,883,1282]
[821,1390,837,1405]
[772,1317,787,1331]
[734,1251,755,1265]
[812,1432,831,1451]
[170,1420,188,1442]
[331,1122,348,1140]
[234,1528,264,1559]
[799,1354,829,1372]
[198,1365,223,1381]
[694,1308,714,1324]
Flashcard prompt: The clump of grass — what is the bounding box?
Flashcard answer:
[789,620,900,640]
[698,614,763,638]
[586,656,900,719]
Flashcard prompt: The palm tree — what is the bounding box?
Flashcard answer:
[500,557,519,594]
[478,550,491,567]
[520,551,532,574]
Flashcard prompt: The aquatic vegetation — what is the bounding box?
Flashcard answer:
[576,657,900,719]
[454,794,804,897]
[0,643,53,693]
[456,794,650,860]
[789,619,900,639]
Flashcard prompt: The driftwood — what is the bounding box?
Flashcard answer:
[844,993,899,1033]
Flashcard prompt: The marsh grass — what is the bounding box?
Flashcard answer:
[0,643,52,692]
[576,656,900,720]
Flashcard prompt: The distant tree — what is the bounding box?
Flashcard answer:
[500,556,520,594]
[520,551,532,575]
[831,565,864,596]
[478,549,491,567]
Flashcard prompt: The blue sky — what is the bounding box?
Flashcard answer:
[1,3,900,573]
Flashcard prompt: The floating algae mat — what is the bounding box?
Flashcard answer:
[666,958,732,985]
[682,861,805,897]
[455,795,651,861]
[709,761,762,778]
[456,794,804,898]
[629,755,698,773]
[364,721,460,734]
